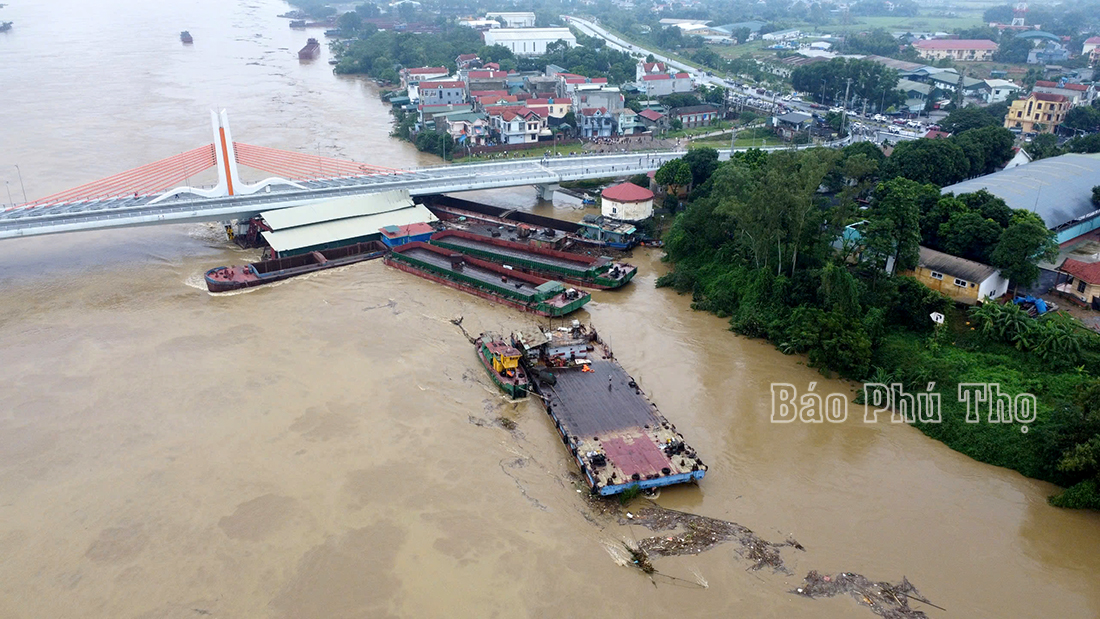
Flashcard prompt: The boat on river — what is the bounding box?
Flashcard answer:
[180,30,193,44]
[1,22,13,33]
[204,241,387,292]
[298,37,320,60]
[384,242,590,317]
[512,321,707,496]
[429,229,636,290]
[475,335,529,399]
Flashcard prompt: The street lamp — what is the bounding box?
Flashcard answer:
[5,181,12,208]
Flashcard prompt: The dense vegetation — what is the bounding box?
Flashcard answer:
[656,145,1100,509]
[790,58,904,111]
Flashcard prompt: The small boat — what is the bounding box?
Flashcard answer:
[328,59,339,66]
[289,19,306,28]
[204,241,387,292]
[180,30,193,44]
[0,22,13,33]
[475,335,529,399]
[298,37,321,60]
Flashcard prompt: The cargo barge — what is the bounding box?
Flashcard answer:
[204,241,386,292]
[384,242,590,317]
[512,322,707,496]
[298,37,321,60]
[180,30,193,44]
[429,230,636,290]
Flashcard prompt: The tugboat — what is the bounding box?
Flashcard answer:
[180,30,193,44]
[475,335,529,399]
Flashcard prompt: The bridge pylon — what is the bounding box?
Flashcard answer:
[148,110,306,205]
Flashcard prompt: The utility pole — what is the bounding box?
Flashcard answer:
[842,77,852,137]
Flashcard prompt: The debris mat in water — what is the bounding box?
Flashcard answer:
[621,506,804,572]
[793,570,939,619]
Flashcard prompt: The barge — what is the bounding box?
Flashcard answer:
[513,322,706,496]
[180,30,193,44]
[429,230,636,290]
[298,37,321,60]
[204,241,387,292]
[384,242,590,317]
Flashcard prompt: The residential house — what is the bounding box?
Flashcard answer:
[772,111,813,140]
[561,77,610,96]
[1055,259,1100,309]
[486,106,544,144]
[525,97,571,121]
[464,69,510,92]
[401,66,449,90]
[1085,36,1100,66]
[912,39,998,62]
[904,246,1009,305]
[455,53,481,69]
[578,107,614,138]
[1003,91,1069,134]
[670,104,720,129]
[983,79,1021,103]
[418,80,468,106]
[418,103,475,127]
[637,108,669,132]
[616,108,642,135]
[896,78,934,112]
[439,112,491,146]
[482,28,576,56]
[1027,42,1069,65]
[571,85,624,115]
[525,75,562,98]
[636,60,668,82]
[1033,80,1095,106]
[484,11,536,28]
[639,72,694,97]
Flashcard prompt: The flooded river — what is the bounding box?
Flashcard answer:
[2,1,1100,617]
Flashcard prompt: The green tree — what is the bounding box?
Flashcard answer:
[865,177,926,274]
[938,211,1004,263]
[337,10,362,32]
[882,138,969,186]
[681,148,720,187]
[1026,133,1062,160]
[990,218,1059,291]
[940,106,999,134]
[1063,106,1100,132]
[1093,185,1100,207]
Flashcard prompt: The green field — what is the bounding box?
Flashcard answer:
[806,14,986,35]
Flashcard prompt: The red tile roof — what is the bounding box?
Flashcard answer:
[456,53,479,61]
[580,107,608,115]
[914,39,998,50]
[602,182,654,202]
[565,78,587,84]
[1032,92,1068,102]
[638,109,665,121]
[1035,81,1089,91]
[468,70,507,78]
[643,73,671,81]
[924,130,951,140]
[1085,36,1100,45]
[590,77,608,84]
[642,62,666,73]
[674,72,690,78]
[1061,258,1100,284]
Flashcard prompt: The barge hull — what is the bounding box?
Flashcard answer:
[385,257,560,317]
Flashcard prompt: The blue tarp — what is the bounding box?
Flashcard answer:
[1013,296,1049,314]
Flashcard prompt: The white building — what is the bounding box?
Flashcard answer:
[983,79,1021,104]
[458,18,500,30]
[482,28,576,56]
[762,28,802,41]
[485,12,537,28]
[600,182,655,221]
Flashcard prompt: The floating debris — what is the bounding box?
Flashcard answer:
[793,570,941,618]
[622,506,803,572]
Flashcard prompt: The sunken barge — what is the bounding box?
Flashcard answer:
[205,241,386,292]
[384,242,590,317]
[512,322,707,496]
[429,230,636,290]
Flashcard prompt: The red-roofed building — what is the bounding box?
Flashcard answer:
[636,61,668,81]
[601,182,655,221]
[1056,258,1100,307]
[1083,36,1100,65]
[1004,91,1069,134]
[455,53,480,69]
[639,70,693,96]
[637,108,669,132]
[578,107,613,138]
[913,39,998,62]
[1033,80,1096,105]
[924,130,951,140]
[525,97,571,119]
[486,106,545,144]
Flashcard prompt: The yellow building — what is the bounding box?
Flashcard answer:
[1004,92,1070,134]
[903,247,1009,305]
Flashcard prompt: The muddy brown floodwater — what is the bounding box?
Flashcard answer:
[2,1,1100,617]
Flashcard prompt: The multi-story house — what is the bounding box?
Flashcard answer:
[578,107,614,138]
[912,39,998,62]
[1003,92,1069,134]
